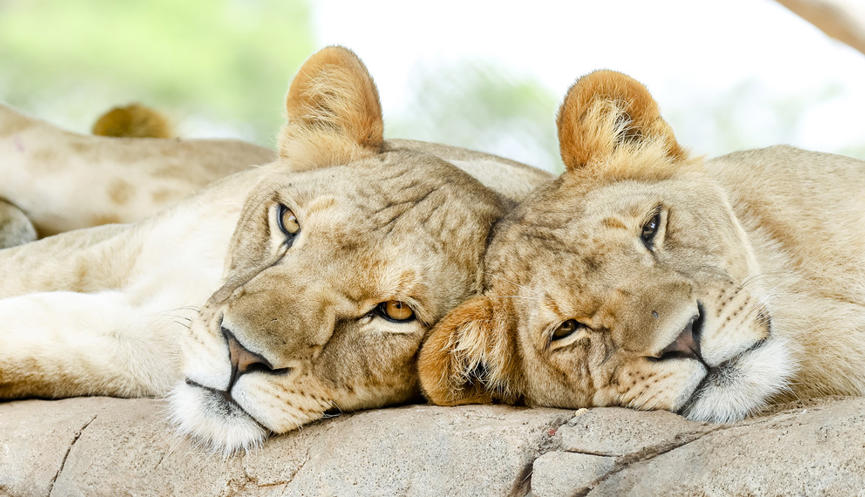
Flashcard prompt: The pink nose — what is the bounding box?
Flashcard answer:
[222,327,290,391]
[658,302,704,362]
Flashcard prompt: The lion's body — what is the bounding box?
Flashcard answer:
[0,168,260,398]
[419,70,865,424]
[0,47,552,453]
[708,146,865,400]
[0,103,275,237]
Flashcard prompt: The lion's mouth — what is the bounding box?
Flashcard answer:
[184,378,265,427]
[677,332,772,417]
[677,310,774,415]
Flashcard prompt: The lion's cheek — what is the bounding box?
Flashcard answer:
[596,359,706,412]
[233,373,332,433]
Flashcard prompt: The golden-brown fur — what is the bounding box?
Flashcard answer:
[419,70,865,424]
[0,47,551,453]
[279,46,384,170]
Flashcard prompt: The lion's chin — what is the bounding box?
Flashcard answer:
[679,334,795,423]
[168,380,268,456]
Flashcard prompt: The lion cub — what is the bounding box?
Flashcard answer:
[419,70,865,423]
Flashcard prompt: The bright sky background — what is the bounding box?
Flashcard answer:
[313,0,865,170]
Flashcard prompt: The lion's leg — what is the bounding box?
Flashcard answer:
[0,291,181,399]
[0,199,36,249]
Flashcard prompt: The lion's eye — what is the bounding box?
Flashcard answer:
[640,210,662,248]
[277,204,300,240]
[377,300,415,322]
[552,320,582,341]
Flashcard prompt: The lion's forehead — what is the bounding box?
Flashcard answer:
[296,167,498,267]
[487,182,684,288]
[292,153,497,236]
[275,159,498,317]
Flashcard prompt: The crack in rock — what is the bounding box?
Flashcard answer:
[545,411,807,496]
[570,424,730,497]
[282,448,311,488]
[509,413,575,497]
[221,447,310,497]
[46,415,97,497]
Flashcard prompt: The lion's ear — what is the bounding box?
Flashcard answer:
[418,295,518,406]
[556,70,686,172]
[278,46,384,170]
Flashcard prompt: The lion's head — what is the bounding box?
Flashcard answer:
[419,70,794,423]
[170,47,506,453]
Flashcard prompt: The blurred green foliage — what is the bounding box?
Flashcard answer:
[2,2,856,170]
[0,0,313,146]
[667,80,855,159]
[391,62,562,172]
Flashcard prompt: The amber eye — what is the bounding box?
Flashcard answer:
[552,320,582,341]
[277,204,300,238]
[640,210,662,248]
[377,300,415,322]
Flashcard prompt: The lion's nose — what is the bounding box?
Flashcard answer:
[658,302,705,362]
[222,327,290,391]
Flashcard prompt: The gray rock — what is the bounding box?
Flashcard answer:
[583,398,865,497]
[557,406,711,456]
[2,397,865,496]
[0,399,569,497]
[530,452,616,497]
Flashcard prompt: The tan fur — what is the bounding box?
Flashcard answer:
[419,70,865,424]
[0,103,275,236]
[278,46,383,171]
[91,103,174,139]
[0,47,551,453]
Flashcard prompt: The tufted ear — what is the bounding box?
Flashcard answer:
[556,70,686,173]
[278,46,384,170]
[418,295,519,406]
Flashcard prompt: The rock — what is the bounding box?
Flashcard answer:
[530,452,616,497]
[0,398,570,497]
[557,407,711,456]
[1,397,864,496]
[583,397,865,496]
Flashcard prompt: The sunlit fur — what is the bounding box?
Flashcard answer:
[420,70,865,424]
[0,102,274,237]
[0,47,551,454]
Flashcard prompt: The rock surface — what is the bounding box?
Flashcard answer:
[0,396,863,496]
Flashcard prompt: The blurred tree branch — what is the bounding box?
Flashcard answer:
[776,0,865,56]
